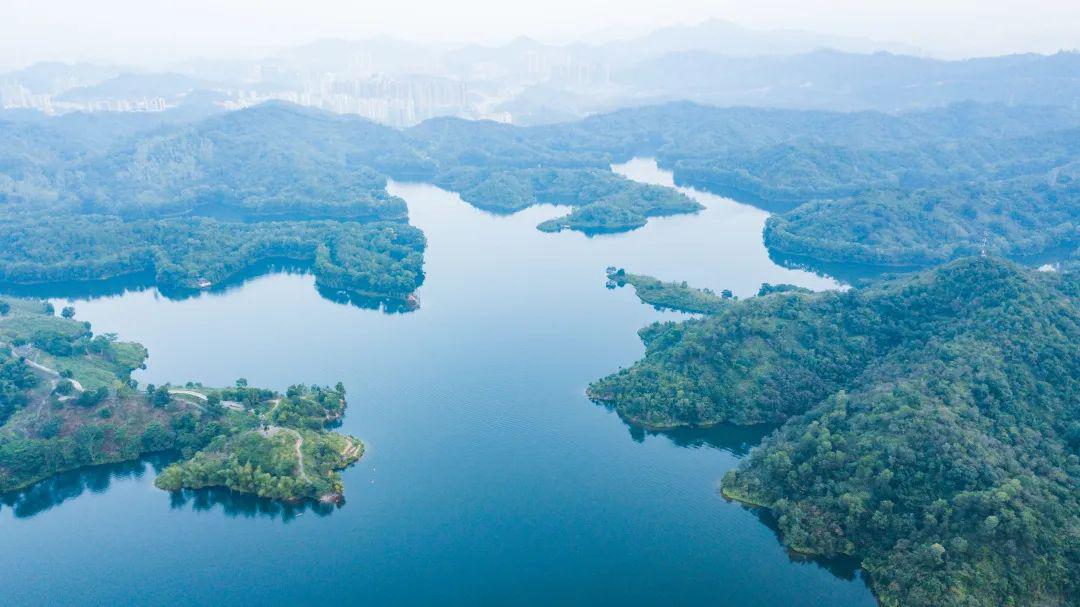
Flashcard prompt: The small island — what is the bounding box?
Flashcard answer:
[0,298,363,503]
[433,166,701,234]
[604,267,730,314]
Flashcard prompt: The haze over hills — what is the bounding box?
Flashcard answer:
[5,18,1076,126]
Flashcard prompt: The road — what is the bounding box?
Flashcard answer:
[16,349,85,392]
[167,389,244,411]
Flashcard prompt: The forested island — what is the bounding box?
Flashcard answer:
[605,267,730,314]
[0,299,363,502]
[433,166,700,233]
[590,257,1080,606]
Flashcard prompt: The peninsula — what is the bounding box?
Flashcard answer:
[0,298,363,503]
[590,258,1080,606]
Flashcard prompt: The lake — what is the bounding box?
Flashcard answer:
[0,159,874,606]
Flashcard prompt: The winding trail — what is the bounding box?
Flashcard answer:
[257,425,310,484]
[290,432,310,484]
[278,427,311,484]
[10,345,85,392]
[167,389,244,411]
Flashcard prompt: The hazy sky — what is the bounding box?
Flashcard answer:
[2,0,1079,68]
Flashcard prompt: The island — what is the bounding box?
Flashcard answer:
[431,167,700,234]
[0,298,363,503]
[604,267,730,314]
[590,257,1080,607]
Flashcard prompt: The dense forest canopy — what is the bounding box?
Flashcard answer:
[0,216,425,296]
[0,105,429,302]
[4,100,1079,292]
[590,258,1080,606]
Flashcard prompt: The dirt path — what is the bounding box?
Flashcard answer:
[20,356,84,392]
[168,389,244,411]
[341,439,362,460]
[257,425,310,484]
[278,427,311,484]
[3,344,83,436]
[291,433,310,484]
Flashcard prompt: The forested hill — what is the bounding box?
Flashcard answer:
[0,102,700,236]
[590,257,1080,606]
[3,100,1080,294]
[0,104,428,303]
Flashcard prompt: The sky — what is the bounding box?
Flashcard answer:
[2,0,1079,69]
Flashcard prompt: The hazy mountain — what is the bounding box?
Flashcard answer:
[437,20,916,82]
[596,18,921,66]
[0,61,121,94]
[613,49,1080,112]
[5,22,1075,126]
[56,72,223,103]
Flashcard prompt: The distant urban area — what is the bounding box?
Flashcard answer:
[4,20,1077,127]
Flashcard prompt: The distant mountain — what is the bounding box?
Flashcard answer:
[438,20,916,83]
[601,49,1080,113]
[5,23,1077,126]
[596,19,921,66]
[56,72,223,103]
[0,62,121,95]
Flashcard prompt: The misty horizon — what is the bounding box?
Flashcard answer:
[3,1,1080,70]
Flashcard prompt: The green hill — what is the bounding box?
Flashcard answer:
[590,258,1080,606]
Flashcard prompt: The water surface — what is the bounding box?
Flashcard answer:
[1,159,872,606]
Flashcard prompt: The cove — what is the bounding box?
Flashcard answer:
[1,160,874,606]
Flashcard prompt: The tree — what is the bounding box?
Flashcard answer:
[150,385,172,407]
[75,386,108,408]
[60,306,75,319]
[205,392,224,417]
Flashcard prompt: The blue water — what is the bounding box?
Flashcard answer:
[0,159,873,606]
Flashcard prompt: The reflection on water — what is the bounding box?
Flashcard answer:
[766,250,916,286]
[0,452,343,522]
[626,422,778,457]
[0,270,158,301]
[314,284,419,314]
[0,454,176,519]
[0,258,420,314]
[168,486,340,521]
[735,500,866,583]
